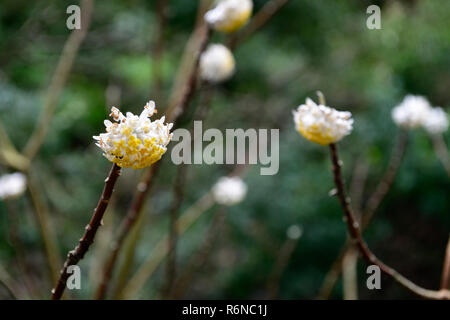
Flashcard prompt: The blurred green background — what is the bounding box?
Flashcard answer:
[0,0,449,299]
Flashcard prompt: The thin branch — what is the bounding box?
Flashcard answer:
[228,0,291,50]
[342,246,358,300]
[23,0,94,160]
[122,166,248,299]
[163,164,187,298]
[266,234,300,299]
[27,171,62,287]
[95,21,211,300]
[51,163,121,300]
[317,130,408,299]
[170,206,226,299]
[328,143,449,300]
[441,236,450,290]
[95,165,159,299]
[99,0,287,299]
[430,133,450,178]
[362,130,408,229]
[153,0,169,103]
[121,192,215,299]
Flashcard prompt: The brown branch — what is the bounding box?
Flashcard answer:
[94,164,159,299]
[266,235,300,299]
[95,22,211,301]
[228,0,291,50]
[27,172,62,288]
[23,0,94,160]
[441,236,450,290]
[362,130,408,229]
[328,143,449,300]
[51,163,121,300]
[317,130,408,299]
[98,0,287,299]
[170,206,226,299]
[153,0,169,103]
[430,133,450,178]
[163,164,187,298]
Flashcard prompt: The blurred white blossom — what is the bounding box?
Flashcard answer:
[212,176,247,206]
[93,101,173,169]
[423,107,449,135]
[392,95,432,129]
[200,44,235,83]
[205,0,253,33]
[286,225,303,240]
[292,98,353,146]
[0,172,27,200]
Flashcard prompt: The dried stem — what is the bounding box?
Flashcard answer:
[122,166,248,299]
[430,133,450,178]
[121,192,216,299]
[51,163,121,300]
[95,22,211,300]
[342,246,358,300]
[95,165,159,299]
[266,235,300,299]
[441,236,450,290]
[163,164,187,298]
[98,0,287,299]
[228,0,291,50]
[328,143,449,300]
[317,130,408,299]
[153,0,169,103]
[23,0,94,160]
[170,206,226,299]
[27,172,62,287]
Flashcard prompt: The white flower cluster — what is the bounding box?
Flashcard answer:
[200,44,236,83]
[392,95,432,129]
[423,107,449,135]
[392,95,449,134]
[212,176,247,206]
[94,101,173,169]
[0,172,27,200]
[205,0,253,33]
[292,98,354,145]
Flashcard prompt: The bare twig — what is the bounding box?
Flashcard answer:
[23,0,94,160]
[99,0,288,299]
[328,143,450,300]
[317,130,408,299]
[27,172,62,287]
[430,133,450,178]
[51,163,121,300]
[95,165,159,299]
[153,0,169,103]
[228,0,291,50]
[266,233,300,299]
[121,192,216,299]
[121,165,248,299]
[95,20,211,300]
[342,246,358,300]
[441,236,450,290]
[170,206,226,299]
[163,164,187,298]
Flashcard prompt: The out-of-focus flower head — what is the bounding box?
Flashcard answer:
[423,107,449,135]
[0,172,27,200]
[212,176,247,206]
[200,44,235,83]
[286,225,303,240]
[292,97,353,146]
[392,95,432,129]
[93,101,173,169]
[205,0,253,33]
